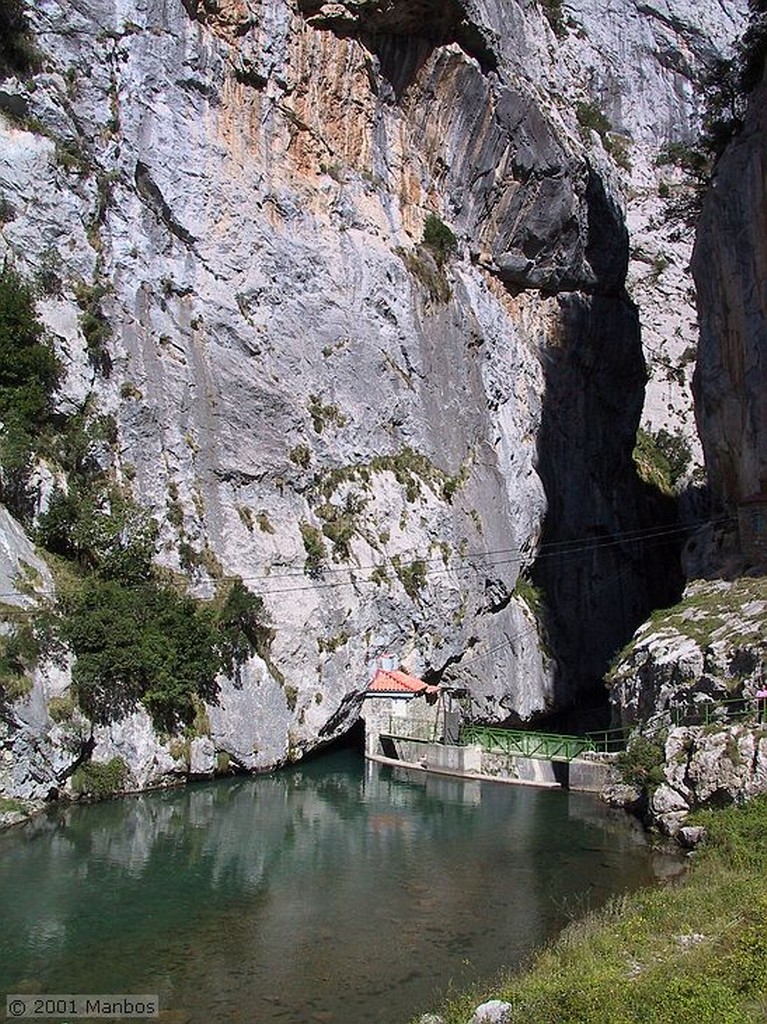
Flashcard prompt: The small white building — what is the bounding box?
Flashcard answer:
[360,666,441,759]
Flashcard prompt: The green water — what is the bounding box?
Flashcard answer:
[0,752,673,1024]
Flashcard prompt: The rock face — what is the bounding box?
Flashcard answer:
[692,61,767,508]
[610,577,767,729]
[608,577,767,833]
[606,41,767,835]
[0,0,746,798]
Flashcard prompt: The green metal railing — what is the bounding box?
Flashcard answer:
[583,727,629,754]
[380,697,767,767]
[669,695,767,727]
[382,719,628,761]
[459,725,599,763]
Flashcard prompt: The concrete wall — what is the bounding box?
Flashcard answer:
[423,743,482,775]
[363,705,614,795]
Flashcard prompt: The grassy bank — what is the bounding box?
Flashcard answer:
[418,797,767,1023]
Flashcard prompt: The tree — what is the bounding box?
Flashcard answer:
[0,265,61,514]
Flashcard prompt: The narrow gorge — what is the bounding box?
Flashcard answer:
[0,0,763,826]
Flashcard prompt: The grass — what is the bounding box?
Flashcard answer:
[0,797,27,815]
[313,447,468,507]
[415,796,767,1024]
[395,246,451,304]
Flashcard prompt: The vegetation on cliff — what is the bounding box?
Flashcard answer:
[659,0,767,222]
[0,269,272,734]
[421,797,767,1024]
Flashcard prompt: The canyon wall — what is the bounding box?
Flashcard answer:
[0,0,746,799]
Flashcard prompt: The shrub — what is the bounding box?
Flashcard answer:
[0,613,47,703]
[256,511,275,534]
[0,0,42,76]
[307,395,347,434]
[216,578,274,674]
[289,444,311,468]
[396,247,451,303]
[538,0,567,38]
[317,492,365,560]
[0,796,27,814]
[47,488,272,731]
[633,427,691,494]
[300,521,327,577]
[71,757,128,799]
[236,505,254,532]
[422,214,457,267]
[575,101,631,168]
[394,557,427,600]
[48,694,75,722]
[37,484,157,581]
[576,100,611,137]
[514,576,546,619]
[61,572,271,732]
[0,265,62,516]
[616,734,666,792]
[73,280,112,375]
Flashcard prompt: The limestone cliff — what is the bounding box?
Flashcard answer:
[607,577,767,835]
[605,37,767,837]
[692,56,767,509]
[0,0,745,801]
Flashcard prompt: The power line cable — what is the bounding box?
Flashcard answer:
[0,513,732,605]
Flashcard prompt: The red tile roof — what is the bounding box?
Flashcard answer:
[368,668,438,694]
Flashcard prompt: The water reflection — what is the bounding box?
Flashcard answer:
[0,752,665,1024]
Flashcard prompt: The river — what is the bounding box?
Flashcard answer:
[0,751,673,1024]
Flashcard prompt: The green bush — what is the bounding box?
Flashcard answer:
[422,214,457,267]
[48,694,75,722]
[316,492,365,560]
[37,484,157,581]
[73,280,112,375]
[633,427,692,494]
[60,569,271,732]
[0,0,41,76]
[289,444,311,468]
[0,614,46,703]
[538,0,567,39]
[396,247,451,303]
[394,556,427,600]
[0,796,27,814]
[575,102,631,169]
[307,395,347,434]
[216,578,274,674]
[41,486,272,731]
[300,521,327,577]
[71,757,128,799]
[0,265,62,516]
[576,100,612,137]
[615,733,666,792]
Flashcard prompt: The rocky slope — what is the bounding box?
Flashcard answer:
[0,0,746,802]
[607,577,767,835]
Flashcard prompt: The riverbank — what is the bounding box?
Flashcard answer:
[414,795,767,1024]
